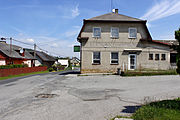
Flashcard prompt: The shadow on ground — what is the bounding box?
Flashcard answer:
[58,70,80,75]
[122,105,141,113]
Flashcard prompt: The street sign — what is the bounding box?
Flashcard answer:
[74,46,80,52]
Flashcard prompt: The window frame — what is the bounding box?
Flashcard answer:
[92,52,101,65]
[93,27,101,38]
[128,28,137,39]
[149,53,153,60]
[110,27,119,38]
[110,52,119,64]
[161,54,166,61]
[155,54,160,61]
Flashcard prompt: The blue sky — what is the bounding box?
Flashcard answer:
[0,0,179,57]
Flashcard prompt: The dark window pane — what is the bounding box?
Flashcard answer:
[111,52,118,59]
[93,52,100,59]
[155,54,159,60]
[161,54,166,60]
[149,54,153,60]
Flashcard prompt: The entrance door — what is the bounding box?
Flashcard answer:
[128,54,136,70]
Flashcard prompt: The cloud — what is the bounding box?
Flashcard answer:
[72,4,80,18]
[141,0,180,22]
[26,38,35,43]
[65,26,81,38]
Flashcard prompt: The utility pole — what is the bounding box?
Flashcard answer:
[34,43,36,67]
[10,37,12,55]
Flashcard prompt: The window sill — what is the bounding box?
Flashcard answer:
[110,63,119,65]
[92,63,101,65]
[128,37,137,39]
[92,36,101,39]
[110,37,119,39]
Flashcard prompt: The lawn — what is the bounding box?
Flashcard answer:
[0,71,49,81]
[111,98,180,120]
[121,69,178,76]
[132,98,180,120]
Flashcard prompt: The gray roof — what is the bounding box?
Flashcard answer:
[36,51,56,62]
[25,49,56,62]
[86,13,145,22]
[154,40,179,46]
[0,43,35,59]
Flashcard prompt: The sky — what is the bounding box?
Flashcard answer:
[0,0,179,58]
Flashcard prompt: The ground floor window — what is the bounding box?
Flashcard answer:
[149,54,153,60]
[155,54,159,60]
[161,54,166,60]
[93,52,100,64]
[111,52,118,64]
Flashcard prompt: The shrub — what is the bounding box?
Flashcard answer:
[177,59,180,74]
[0,64,28,69]
[48,68,54,72]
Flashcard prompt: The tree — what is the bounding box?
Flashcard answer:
[175,28,180,74]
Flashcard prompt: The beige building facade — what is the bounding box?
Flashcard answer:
[77,9,175,73]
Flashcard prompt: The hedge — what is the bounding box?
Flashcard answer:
[0,64,28,69]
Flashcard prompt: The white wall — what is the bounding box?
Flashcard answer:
[23,60,31,67]
[57,59,69,67]
[0,60,6,65]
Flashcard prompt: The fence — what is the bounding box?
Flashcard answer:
[0,66,47,77]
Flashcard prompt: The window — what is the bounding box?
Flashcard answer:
[93,27,101,38]
[129,28,137,38]
[111,52,119,64]
[155,54,159,60]
[93,52,100,64]
[111,27,119,38]
[161,54,166,60]
[149,54,153,60]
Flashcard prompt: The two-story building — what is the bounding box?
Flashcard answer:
[77,9,177,73]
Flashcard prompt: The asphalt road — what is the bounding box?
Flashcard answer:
[0,73,180,120]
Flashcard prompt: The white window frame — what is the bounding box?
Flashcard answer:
[93,27,101,38]
[92,52,101,64]
[111,27,119,38]
[128,28,137,38]
[110,52,119,64]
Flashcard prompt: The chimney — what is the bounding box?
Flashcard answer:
[112,9,118,14]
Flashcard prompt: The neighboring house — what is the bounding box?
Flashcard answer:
[26,49,56,68]
[77,9,178,73]
[70,57,80,66]
[56,59,69,68]
[0,42,35,67]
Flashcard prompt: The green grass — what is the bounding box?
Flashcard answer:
[132,98,180,120]
[0,71,49,81]
[122,70,178,76]
[110,98,180,120]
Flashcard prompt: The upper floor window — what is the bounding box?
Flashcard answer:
[111,27,119,38]
[155,54,159,60]
[161,54,166,61]
[149,54,153,60]
[93,27,101,38]
[93,52,100,64]
[111,52,119,64]
[129,28,137,38]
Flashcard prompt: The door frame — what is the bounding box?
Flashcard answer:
[128,54,137,70]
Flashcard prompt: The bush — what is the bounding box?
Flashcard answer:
[0,64,28,69]
[48,68,54,72]
[177,59,180,74]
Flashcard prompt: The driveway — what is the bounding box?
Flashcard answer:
[0,74,180,120]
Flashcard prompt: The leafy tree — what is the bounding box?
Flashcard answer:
[175,28,180,74]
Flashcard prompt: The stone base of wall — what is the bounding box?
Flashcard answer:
[81,69,116,74]
[0,66,47,77]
